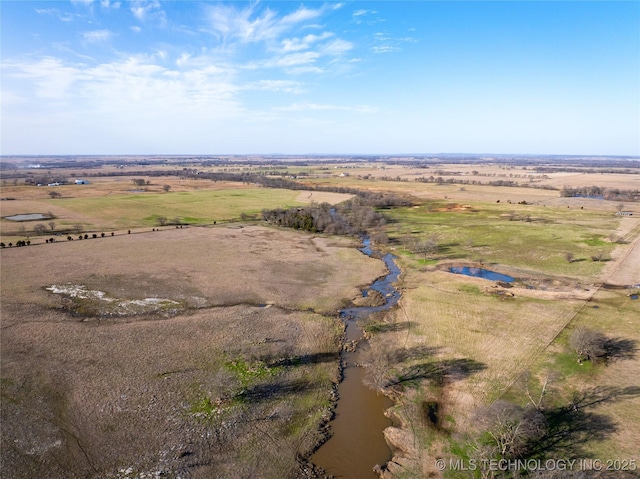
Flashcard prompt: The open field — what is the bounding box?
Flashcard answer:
[383,202,621,278]
[0,225,385,478]
[1,157,639,478]
[345,180,640,478]
[0,178,352,241]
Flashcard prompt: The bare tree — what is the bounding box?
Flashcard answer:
[570,326,606,363]
[48,221,56,231]
[73,224,83,234]
[564,252,575,263]
[163,184,171,192]
[414,235,439,260]
[517,370,558,411]
[474,401,547,462]
[48,190,61,199]
[156,216,167,226]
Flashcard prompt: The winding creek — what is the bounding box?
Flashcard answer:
[310,239,401,478]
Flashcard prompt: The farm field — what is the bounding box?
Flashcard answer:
[0,177,351,242]
[0,225,385,478]
[338,177,640,478]
[1,157,639,479]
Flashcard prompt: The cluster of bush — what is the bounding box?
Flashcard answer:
[261,192,409,236]
[1,240,30,248]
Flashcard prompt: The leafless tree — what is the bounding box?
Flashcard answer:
[163,184,171,192]
[570,326,606,363]
[564,252,575,263]
[33,223,47,235]
[414,235,439,260]
[474,401,547,462]
[48,221,56,231]
[517,370,558,411]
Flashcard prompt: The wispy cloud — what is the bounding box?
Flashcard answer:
[352,8,382,25]
[35,8,77,22]
[100,0,121,8]
[373,45,401,54]
[131,0,166,26]
[372,31,417,54]
[281,32,334,52]
[82,30,114,43]
[204,3,327,44]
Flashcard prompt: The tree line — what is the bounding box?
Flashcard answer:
[560,185,640,202]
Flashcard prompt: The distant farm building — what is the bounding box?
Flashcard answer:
[616,211,633,216]
[75,179,90,185]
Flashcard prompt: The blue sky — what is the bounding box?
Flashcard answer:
[1,1,639,155]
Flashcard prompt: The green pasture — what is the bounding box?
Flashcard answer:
[53,187,305,230]
[383,202,619,277]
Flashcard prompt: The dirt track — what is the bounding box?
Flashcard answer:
[603,218,640,286]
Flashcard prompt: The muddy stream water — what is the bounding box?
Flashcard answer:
[310,239,401,478]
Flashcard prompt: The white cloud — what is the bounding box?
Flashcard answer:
[353,9,374,17]
[373,45,401,54]
[272,51,320,68]
[205,4,328,44]
[281,32,333,52]
[82,30,113,43]
[372,32,417,54]
[34,8,77,22]
[100,0,121,8]
[3,57,80,101]
[352,8,380,25]
[320,39,353,56]
[280,7,323,26]
[130,0,166,26]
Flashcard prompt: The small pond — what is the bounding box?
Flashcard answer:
[449,266,515,283]
[4,213,49,221]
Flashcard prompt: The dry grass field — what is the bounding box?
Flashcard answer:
[2,160,639,479]
[0,225,385,478]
